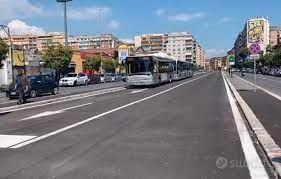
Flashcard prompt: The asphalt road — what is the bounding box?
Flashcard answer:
[234,72,281,97]
[0,72,272,179]
[0,82,125,108]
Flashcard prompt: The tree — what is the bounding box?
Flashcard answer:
[0,38,9,69]
[84,56,101,73]
[272,52,281,67]
[42,45,73,80]
[103,58,117,73]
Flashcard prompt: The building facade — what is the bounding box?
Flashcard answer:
[135,32,205,64]
[68,34,120,50]
[135,34,165,53]
[234,17,270,62]
[269,26,281,47]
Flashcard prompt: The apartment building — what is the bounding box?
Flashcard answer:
[269,26,281,47]
[135,34,165,53]
[135,32,205,64]
[36,32,65,52]
[2,35,37,50]
[69,34,120,50]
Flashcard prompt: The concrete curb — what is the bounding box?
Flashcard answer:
[223,73,281,178]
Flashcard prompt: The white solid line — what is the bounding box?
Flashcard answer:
[10,73,211,149]
[222,73,269,179]
[130,89,148,94]
[234,75,281,101]
[0,87,125,114]
[0,135,37,148]
[19,102,93,121]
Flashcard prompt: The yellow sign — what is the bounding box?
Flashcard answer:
[248,20,265,43]
[13,50,25,66]
[118,44,129,49]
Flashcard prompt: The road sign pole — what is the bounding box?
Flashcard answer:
[254,58,257,92]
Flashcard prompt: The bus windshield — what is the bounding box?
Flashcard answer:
[127,57,154,75]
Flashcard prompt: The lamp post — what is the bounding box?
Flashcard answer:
[0,24,14,82]
[56,0,72,47]
[98,8,104,74]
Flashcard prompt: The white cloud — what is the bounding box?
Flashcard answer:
[219,17,232,23]
[206,48,227,58]
[0,0,42,21]
[108,20,120,29]
[0,19,45,37]
[168,12,206,22]
[68,6,111,20]
[155,9,165,16]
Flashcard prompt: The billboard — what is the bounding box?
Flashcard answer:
[118,45,129,64]
[12,50,25,66]
[248,20,265,44]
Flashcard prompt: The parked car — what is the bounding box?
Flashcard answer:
[120,73,127,82]
[100,73,112,83]
[59,73,89,86]
[257,68,262,74]
[87,74,101,84]
[6,74,59,99]
[111,73,122,82]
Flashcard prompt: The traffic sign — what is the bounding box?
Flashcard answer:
[249,43,261,55]
[249,54,260,60]
[228,55,235,66]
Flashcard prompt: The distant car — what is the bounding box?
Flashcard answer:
[59,73,89,86]
[120,73,127,82]
[100,73,112,83]
[6,74,59,99]
[257,68,262,74]
[111,73,122,82]
[87,74,101,84]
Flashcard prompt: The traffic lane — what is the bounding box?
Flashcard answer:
[0,82,125,108]
[234,72,281,96]
[239,89,281,147]
[0,73,209,137]
[0,72,251,179]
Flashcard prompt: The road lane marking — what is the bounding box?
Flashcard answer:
[10,73,211,149]
[222,73,269,179]
[0,135,37,148]
[0,87,125,114]
[19,103,93,121]
[234,75,281,101]
[130,89,148,94]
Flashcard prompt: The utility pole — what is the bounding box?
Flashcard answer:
[0,25,14,83]
[98,8,103,74]
[57,0,72,47]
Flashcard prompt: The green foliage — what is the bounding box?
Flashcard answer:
[0,38,9,69]
[42,45,73,71]
[259,45,281,67]
[84,56,101,72]
[103,59,117,73]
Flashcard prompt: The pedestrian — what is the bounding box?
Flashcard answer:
[14,71,30,105]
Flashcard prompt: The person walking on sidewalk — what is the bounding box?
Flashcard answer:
[14,71,30,105]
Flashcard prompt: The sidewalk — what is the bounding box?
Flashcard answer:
[224,73,281,176]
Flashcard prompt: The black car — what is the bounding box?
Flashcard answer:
[6,74,59,99]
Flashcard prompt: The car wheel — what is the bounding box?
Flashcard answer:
[30,90,37,98]
[73,81,77,87]
[52,87,59,95]
[85,80,88,85]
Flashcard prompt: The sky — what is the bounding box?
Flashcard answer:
[0,0,280,57]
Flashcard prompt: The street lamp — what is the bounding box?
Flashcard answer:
[56,0,72,47]
[0,24,14,82]
[98,8,104,74]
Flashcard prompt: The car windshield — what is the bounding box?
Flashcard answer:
[127,57,154,74]
[65,74,77,77]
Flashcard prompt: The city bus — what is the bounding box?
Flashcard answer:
[125,52,193,87]
[173,60,193,80]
